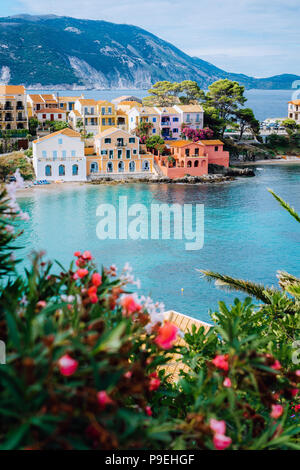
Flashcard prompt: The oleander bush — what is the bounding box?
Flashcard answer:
[0,173,300,450]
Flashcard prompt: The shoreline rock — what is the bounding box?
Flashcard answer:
[208,163,255,177]
[88,174,235,185]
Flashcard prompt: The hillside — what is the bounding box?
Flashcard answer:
[0,14,298,90]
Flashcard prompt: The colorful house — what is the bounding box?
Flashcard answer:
[32,128,86,181]
[27,94,58,118]
[36,108,67,125]
[288,99,300,124]
[154,107,181,139]
[173,104,204,130]
[87,127,153,176]
[128,106,160,136]
[73,99,99,135]
[97,100,117,133]
[155,139,229,179]
[0,85,28,131]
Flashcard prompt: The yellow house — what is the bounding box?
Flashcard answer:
[97,100,117,133]
[86,127,153,176]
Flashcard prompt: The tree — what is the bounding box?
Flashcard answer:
[282,118,299,135]
[235,108,260,141]
[146,135,165,154]
[28,117,39,136]
[178,80,205,104]
[50,121,69,132]
[203,105,225,137]
[206,80,247,136]
[143,81,181,106]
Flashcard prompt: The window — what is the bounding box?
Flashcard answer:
[84,107,88,114]
[196,114,200,122]
[42,114,46,119]
[185,149,190,157]
[107,162,113,173]
[58,138,63,144]
[108,118,112,125]
[152,117,157,123]
[72,164,79,176]
[142,160,150,171]
[59,165,65,176]
[118,161,124,172]
[58,114,62,119]
[62,150,67,159]
[71,150,76,157]
[109,150,114,159]
[195,148,199,156]
[108,107,112,114]
[173,128,178,133]
[129,137,135,143]
[42,150,47,158]
[101,107,105,115]
[90,162,98,173]
[133,149,137,155]
[186,114,190,122]
[173,117,179,122]
[117,149,122,159]
[91,108,94,114]
[129,161,135,172]
[214,146,219,152]
[52,151,57,159]
[101,150,108,155]
[102,118,106,126]
[45,165,51,176]
[104,138,111,144]
[152,129,156,134]
[187,160,192,168]
[126,149,131,159]
[194,160,199,167]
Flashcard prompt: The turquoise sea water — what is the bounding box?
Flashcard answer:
[29,89,293,121]
[16,164,300,323]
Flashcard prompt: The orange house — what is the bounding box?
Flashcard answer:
[155,139,229,179]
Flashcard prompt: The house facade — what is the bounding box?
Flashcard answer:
[97,100,117,133]
[173,104,204,129]
[27,94,58,118]
[154,107,181,139]
[32,128,86,181]
[155,139,229,179]
[87,127,153,176]
[0,85,28,131]
[128,106,160,136]
[36,108,67,124]
[73,99,99,135]
[288,100,300,123]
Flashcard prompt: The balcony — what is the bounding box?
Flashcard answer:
[17,116,27,122]
[5,105,13,111]
[161,120,171,126]
[5,117,13,122]
[116,141,127,147]
[16,105,24,110]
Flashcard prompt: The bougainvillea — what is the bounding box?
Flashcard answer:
[181,126,214,141]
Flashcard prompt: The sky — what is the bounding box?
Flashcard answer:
[1,0,300,77]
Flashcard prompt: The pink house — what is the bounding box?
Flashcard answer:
[155,139,229,179]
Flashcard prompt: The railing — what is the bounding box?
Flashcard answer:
[17,117,26,122]
[4,106,13,111]
[116,142,127,147]
[16,105,24,110]
[5,117,13,122]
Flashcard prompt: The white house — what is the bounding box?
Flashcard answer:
[32,128,86,182]
[288,100,300,124]
[73,99,99,135]
[127,106,160,135]
[173,105,204,130]
[36,108,67,123]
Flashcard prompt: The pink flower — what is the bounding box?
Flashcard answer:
[223,377,232,388]
[121,295,142,315]
[82,250,92,261]
[73,268,89,280]
[271,360,281,371]
[210,419,226,435]
[155,322,178,350]
[74,251,81,257]
[296,370,300,377]
[145,406,152,416]
[36,300,47,308]
[270,404,284,419]
[58,354,78,377]
[212,354,229,371]
[92,273,102,287]
[149,372,161,391]
[290,388,298,398]
[294,404,300,412]
[97,391,113,408]
[124,371,132,379]
[213,434,232,450]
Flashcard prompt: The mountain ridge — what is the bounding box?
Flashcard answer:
[0,14,298,90]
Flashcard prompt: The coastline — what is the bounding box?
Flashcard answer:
[234,158,300,166]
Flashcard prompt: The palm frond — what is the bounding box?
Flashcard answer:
[198,270,277,303]
[277,270,300,298]
[268,189,300,223]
